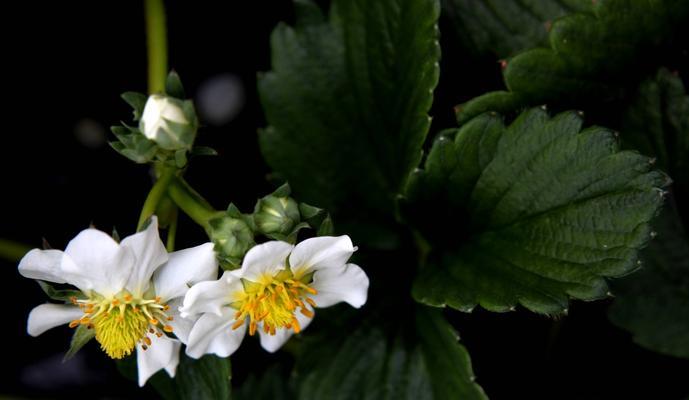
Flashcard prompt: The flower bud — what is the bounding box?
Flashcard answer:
[207,215,255,269]
[254,196,300,236]
[140,94,197,150]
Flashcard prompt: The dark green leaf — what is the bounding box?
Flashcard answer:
[456,0,689,123]
[443,0,591,58]
[609,203,689,359]
[405,108,668,314]
[621,68,689,196]
[172,354,231,400]
[259,0,440,222]
[608,68,689,359]
[64,324,95,361]
[233,364,294,400]
[118,353,231,400]
[297,307,486,399]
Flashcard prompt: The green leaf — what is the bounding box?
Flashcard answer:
[296,307,486,399]
[609,203,689,359]
[456,0,689,124]
[621,68,689,196]
[259,0,440,222]
[443,0,591,58]
[608,68,689,359]
[405,107,668,314]
[118,353,231,400]
[172,354,231,400]
[233,364,294,400]
[64,324,95,361]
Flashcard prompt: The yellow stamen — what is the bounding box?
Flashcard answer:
[67,291,172,360]
[231,269,318,337]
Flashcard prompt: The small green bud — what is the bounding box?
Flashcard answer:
[207,215,255,269]
[254,195,300,235]
[140,94,198,151]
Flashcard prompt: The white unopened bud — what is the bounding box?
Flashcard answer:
[140,94,196,150]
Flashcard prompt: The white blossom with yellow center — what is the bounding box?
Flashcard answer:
[18,217,218,386]
[180,236,369,357]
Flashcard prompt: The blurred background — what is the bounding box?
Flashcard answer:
[2,1,687,399]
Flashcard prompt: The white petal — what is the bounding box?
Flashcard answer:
[236,241,293,283]
[179,271,242,318]
[311,263,369,308]
[289,236,355,276]
[136,334,181,387]
[18,249,67,284]
[153,242,218,301]
[257,304,314,353]
[185,307,246,359]
[63,228,135,296]
[166,299,194,344]
[121,217,169,296]
[27,304,83,337]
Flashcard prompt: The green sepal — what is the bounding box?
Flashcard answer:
[63,324,95,362]
[175,149,188,168]
[37,281,84,303]
[165,70,186,99]
[121,91,148,121]
[208,214,256,270]
[191,146,218,157]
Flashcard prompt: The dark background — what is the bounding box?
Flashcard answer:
[2,1,687,399]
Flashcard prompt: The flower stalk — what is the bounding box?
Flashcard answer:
[137,166,176,231]
[167,177,221,231]
[145,0,168,94]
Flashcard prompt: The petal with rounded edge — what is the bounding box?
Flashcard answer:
[136,334,181,387]
[311,263,369,308]
[185,307,246,359]
[289,236,355,276]
[179,271,242,318]
[18,249,67,284]
[27,303,83,337]
[258,304,314,353]
[63,228,135,296]
[235,241,293,283]
[154,242,217,301]
[121,217,168,296]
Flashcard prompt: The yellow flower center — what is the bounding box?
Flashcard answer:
[231,270,318,336]
[69,292,174,359]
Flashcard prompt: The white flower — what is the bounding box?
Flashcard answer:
[140,94,192,150]
[180,235,369,358]
[18,217,218,386]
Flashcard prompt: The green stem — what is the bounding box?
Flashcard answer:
[137,167,176,231]
[0,238,32,262]
[167,177,220,231]
[166,208,178,251]
[145,0,168,94]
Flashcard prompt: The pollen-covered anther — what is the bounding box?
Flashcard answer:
[231,272,318,336]
[67,291,173,360]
